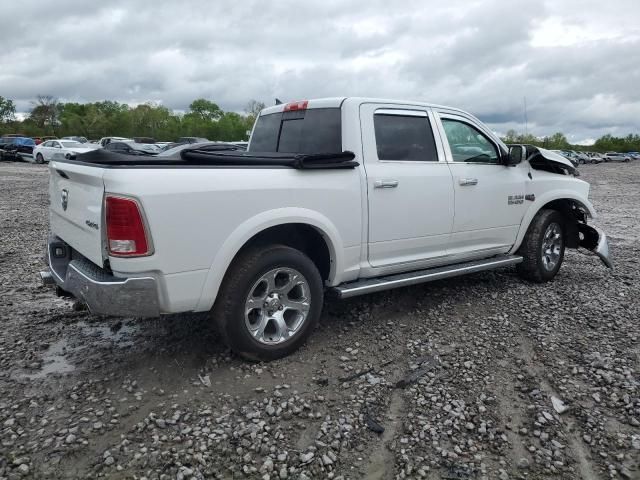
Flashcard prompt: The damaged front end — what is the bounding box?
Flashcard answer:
[509,145,613,269]
[551,200,613,269]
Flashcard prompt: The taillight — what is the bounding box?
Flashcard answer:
[105,195,152,257]
[284,100,308,112]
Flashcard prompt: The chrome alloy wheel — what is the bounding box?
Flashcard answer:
[244,268,311,345]
[541,223,563,271]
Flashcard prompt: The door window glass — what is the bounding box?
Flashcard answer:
[441,119,499,164]
[373,113,438,161]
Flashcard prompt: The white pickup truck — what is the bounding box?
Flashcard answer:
[41,97,611,360]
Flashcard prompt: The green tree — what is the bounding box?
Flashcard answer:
[29,95,61,133]
[188,98,223,122]
[547,132,570,149]
[0,96,16,123]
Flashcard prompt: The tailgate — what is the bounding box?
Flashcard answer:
[49,160,105,266]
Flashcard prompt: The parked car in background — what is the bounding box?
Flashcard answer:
[626,151,640,160]
[33,139,99,164]
[231,141,249,150]
[177,136,209,144]
[34,135,58,145]
[3,137,36,161]
[62,136,89,144]
[155,141,243,157]
[98,136,132,147]
[103,140,157,155]
[550,150,579,167]
[603,152,631,162]
[0,135,19,152]
[567,150,590,164]
[585,152,603,164]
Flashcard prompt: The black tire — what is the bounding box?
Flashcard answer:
[516,209,566,283]
[36,153,45,164]
[212,244,324,361]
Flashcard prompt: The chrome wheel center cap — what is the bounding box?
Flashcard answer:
[265,294,282,312]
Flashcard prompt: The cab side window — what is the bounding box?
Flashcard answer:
[374,113,438,161]
[441,119,499,164]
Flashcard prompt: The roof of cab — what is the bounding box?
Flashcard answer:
[259,97,471,117]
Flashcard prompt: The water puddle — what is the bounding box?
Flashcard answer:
[21,321,139,379]
[22,338,77,379]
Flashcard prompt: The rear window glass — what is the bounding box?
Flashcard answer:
[374,114,438,161]
[249,108,342,154]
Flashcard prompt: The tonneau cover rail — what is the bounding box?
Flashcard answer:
[60,146,358,170]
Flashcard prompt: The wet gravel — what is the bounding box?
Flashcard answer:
[0,160,638,480]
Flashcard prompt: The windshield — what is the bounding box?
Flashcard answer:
[61,141,83,148]
[249,108,342,154]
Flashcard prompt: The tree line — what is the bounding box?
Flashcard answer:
[0,95,265,142]
[1,94,639,151]
[502,130,640,153]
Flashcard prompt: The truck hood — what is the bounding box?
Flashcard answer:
[536,148,575,169]
[528,147,578,176]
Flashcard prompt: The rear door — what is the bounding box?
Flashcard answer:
[361,103,454,268]
[49,161,106,266]
[434,112,527,256]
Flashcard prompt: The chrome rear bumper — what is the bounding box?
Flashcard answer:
[41,236,160,318]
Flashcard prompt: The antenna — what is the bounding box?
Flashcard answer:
[523,96,528,137]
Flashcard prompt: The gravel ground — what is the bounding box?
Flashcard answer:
[0,160,638,480]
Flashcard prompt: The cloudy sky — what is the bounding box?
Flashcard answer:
[2,0,639,143]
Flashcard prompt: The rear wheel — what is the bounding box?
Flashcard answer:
[36,153,45,164]
[212,245,323,361]
[516,209,565,283]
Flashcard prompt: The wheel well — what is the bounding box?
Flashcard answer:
[539,199,588,248]
[236,224,332,280]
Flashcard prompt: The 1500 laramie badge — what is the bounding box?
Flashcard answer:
[39,97,612,361]
[508,194,524,205]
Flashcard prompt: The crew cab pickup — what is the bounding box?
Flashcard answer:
[41,97,612,360]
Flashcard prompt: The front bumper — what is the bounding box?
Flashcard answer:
[41,237,160,317]
[578,224,613,269]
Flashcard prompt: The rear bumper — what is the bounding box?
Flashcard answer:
[42,236,160,318]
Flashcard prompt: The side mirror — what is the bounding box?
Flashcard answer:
[506,145,525,166]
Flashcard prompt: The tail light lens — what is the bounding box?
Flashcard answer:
[105,195,152,257]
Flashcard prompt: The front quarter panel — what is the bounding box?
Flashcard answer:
[510,171,595,253]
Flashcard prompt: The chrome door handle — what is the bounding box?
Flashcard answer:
[459,178,478,186]
[374,179,399,189]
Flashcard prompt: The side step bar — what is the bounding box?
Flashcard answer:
[330,255,523,299]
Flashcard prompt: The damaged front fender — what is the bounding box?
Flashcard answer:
[578,223,613,269]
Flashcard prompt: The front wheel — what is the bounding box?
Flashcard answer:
[516,209,566,283]
[212,245,324,361]
[36,153,45,164]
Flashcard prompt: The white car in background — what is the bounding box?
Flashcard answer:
[32,139,99,164]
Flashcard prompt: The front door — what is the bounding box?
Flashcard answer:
[361,103,454,268]
[434,112,528,256]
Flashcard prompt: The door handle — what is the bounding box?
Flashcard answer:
[374,179,399,189]
[459,178,478,186]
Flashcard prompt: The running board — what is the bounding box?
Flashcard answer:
[330,255,523,299]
